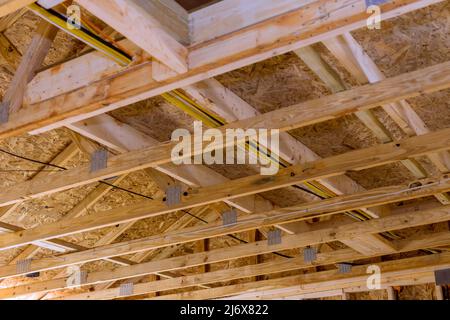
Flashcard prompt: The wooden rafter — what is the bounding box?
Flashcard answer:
[0,172,448,281]
[0,199,448,297]
[0,0,33,18]
[0,0,440,137]
[0,127,449,252]
[76,0,189,73]
[0,62,449,208]
[0,0,448,301]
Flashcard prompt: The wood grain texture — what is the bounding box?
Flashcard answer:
[0,189,448,281]
[5,0,440,137]
[1,64,449,208]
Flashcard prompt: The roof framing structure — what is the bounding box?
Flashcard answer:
[0,0,448,300]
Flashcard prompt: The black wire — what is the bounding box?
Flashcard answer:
[0,148,67,170]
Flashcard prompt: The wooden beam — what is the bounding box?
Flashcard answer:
[0,21,58,121]
[220,273,432,300]
[183,78,391,252]
[0,0,438,137]
[295,46,392,143]
[1,130,450,255]
[0,0,33,18]
[386,287,396,300]
[68,115,273,213]
[38,205,217,300]
[183,78,385,205]
[0,187,448,281]
[296,42,389,148]
[77,0,188,73]
[0,128,449,251]
[0,39,217,293]
[0,6,25,31]
[54,231,450,300]
[66,114,322,255]
[188,0,312,45]
[435,285,444,300]
[148,253,450,300]
[2,212,449,299]
[1,62,450,208]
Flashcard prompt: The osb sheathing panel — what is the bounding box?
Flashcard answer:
[0,4,448,299]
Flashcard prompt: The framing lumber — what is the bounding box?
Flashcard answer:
[32,198,447,298]
[188,0,313,45]
[0,21,57,120]
[387,287,396,300]
[0,180,449,281]
[295,44,448,204]
[31,136,218,298]
[38,206,218,300]
[149,253,450,300]
[1,203,448,299]
[67,114,274,215]
[77,0,188,73]
[435,285,444,300]
[0,0,33,18]
[295,47,393,142]
[323,33,450,202]
[1,62,449,208]
[0,129,450,252]
[50,231,450,300]
[0,128,449,251]
[0,0,440,137]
